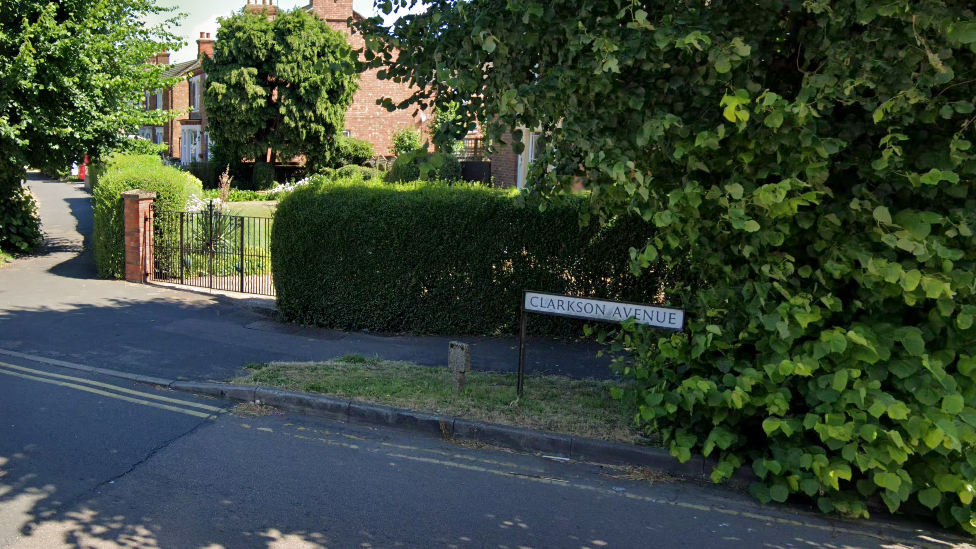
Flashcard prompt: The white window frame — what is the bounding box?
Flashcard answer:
[189,75,203,113]
[180,127,201,165]
[155,89,163,110]
[517,131,543,189]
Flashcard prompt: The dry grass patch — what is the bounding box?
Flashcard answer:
[234,355,655,446]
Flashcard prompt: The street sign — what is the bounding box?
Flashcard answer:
[523,291,685,331]
[516,291,686,396]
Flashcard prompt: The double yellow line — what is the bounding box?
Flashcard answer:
[0,361,224,419]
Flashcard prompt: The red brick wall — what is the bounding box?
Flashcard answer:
[309,0,353,21]
[490,132,519,188]
[311,0,426,155]
[165,79,190,159]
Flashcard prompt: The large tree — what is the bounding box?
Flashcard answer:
[203,8,359,175]
[0,0,181,253]
[358,0,976,531]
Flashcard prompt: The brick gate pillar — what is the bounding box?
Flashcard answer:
[122,190,156,283]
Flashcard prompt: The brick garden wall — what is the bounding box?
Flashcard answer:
[490,132,519,188]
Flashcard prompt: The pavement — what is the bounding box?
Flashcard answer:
[0,175,612,384]
[1,351,969,549]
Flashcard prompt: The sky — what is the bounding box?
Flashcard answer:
[149,0,418,63]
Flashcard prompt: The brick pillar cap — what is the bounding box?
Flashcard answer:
[121,190,157,200]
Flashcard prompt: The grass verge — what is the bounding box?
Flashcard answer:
[0,250,12,268]
[234,355,654,446]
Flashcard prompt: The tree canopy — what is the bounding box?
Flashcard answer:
[203,8,359,173]
[359,0,976,531]
[0,0,181,252]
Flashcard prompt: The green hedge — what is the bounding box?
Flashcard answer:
[336,137,374,167]
[272,179,678,336]
[187,161,222,189]
[385,151,462,183]
[92,155,202,278]
[253,162,276,190]
[89,154,161,194]
[334,165,382,181]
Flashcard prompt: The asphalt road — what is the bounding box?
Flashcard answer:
[0,176,612,383]
[0,352,968,549]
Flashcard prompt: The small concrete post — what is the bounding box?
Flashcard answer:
[448,341,471,394]
[122,190,156,283]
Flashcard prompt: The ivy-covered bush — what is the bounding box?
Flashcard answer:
[385,151,461,183]
[336,137,375,167]
[272,178,676,336]
[391,126,423,156]
[92,155,202,278]
[359,0,976,531]
[0,178,42,253]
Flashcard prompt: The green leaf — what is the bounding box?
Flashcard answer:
[918,487,942,509]
[873,206,892,225]
[958,313,973,330]
[764,111,783,129]
[874,472,902,491]
[714,55,732,74]
[948,22,976,44]
[769,485,789,503]
[942,394,964,414]
[743,220,760,232]
[900,270,922,291]
[887,402,910,420]
[832,369,849,391]
[725,183,744,200]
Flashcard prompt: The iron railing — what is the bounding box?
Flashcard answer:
[150,201,274,296]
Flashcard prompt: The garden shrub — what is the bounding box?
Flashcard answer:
[335,137,374,167]
[360,0,976,530]
[334,165,382,181]
[113,137,166,157]
[385,151,462,183]
[390,126,423,156]
[252,161,276,190]
[0,178,42,253]
[92,155,202,278]
[272,178,677,336]
[187,161,221,189]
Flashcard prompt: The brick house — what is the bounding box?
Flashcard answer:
[143,0,431,164]
[489,130,543,189]
[235,0,427,156]
[140,33,214,165]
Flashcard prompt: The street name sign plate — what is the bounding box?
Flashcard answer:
[516,291,686,396]
[523,291,685,331]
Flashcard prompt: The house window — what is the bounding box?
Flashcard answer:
[189,76,202,113]
[342,130,351,138]
[155,89,163,110]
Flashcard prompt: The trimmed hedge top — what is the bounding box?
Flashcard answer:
[92,155,202,278]
[272,178,677,336]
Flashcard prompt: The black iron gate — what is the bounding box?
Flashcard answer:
[150,202,275,296]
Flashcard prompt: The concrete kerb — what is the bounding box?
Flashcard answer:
[0,347,743,484]
[171,382,726,483]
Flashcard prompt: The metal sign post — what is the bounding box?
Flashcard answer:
[516,290,685,397]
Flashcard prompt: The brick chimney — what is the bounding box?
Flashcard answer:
[149,50,171,65]
[197,32,215,59]
[309,0,353,22]
[244,0,278,18]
